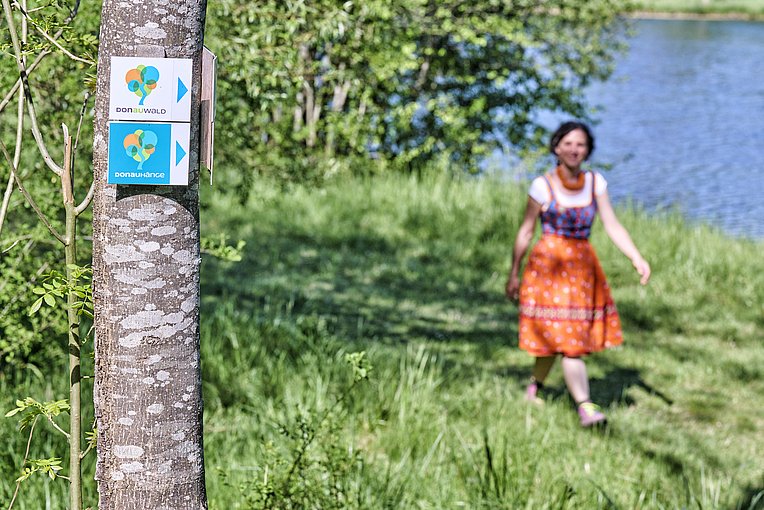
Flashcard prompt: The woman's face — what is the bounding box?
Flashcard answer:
[554,128,589,170]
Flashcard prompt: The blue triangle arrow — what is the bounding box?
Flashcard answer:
[176,141,187,165]
[177,77,188,102]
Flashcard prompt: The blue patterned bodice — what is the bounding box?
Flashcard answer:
[540,173,597,239]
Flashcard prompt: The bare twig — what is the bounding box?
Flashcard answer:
[46,413,71,440]
[0,68,24,237]
[2,0,63,176]
[73,91,91,160]
[75,181,94,216]
[7,416,38,510]
[61,125,73,205]
[0,137,66,244]
[0,3,26,238]
[0,49,50,114]
[73,92,95,215]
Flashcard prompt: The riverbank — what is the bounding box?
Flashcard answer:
[632,0,764,20]
[630,10,764,20]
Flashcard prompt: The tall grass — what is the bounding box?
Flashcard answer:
[2,171,762,508]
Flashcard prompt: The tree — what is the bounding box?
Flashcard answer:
[91,0,208,507]
[206,0,629,190]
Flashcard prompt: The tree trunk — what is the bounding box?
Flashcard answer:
[91,1,208,508]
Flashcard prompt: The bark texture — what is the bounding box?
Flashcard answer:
[92,1,208,508]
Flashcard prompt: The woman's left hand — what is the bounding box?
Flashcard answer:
[632,257,651,285]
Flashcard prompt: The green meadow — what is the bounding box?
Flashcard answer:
[3,172,762,508]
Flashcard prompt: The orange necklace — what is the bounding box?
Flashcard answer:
[555,165,585,191]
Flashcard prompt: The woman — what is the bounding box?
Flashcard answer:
[505,121,650,427]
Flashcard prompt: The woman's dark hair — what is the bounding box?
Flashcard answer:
[549,121,595,160]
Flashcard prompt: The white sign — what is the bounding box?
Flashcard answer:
[109,56,193,122]
[107,121,190,186]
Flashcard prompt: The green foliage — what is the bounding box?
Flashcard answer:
[205,0,630,192]
[14,458,64,483]
[28,265,93,319]
[220,352,374,509]
[5,397,70,431]
[0,240,68,367]
[345,351,372,382]
[0,0,100,184]
[1,0,99,369]
[201,234,246,262]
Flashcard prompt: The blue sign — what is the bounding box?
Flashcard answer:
[108,122,190,185]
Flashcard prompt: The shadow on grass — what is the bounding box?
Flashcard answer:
[590,366,674,407]
[735,482,764,510]
[202,227,514,350]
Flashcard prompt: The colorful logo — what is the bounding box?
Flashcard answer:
[123,129,158,170]
[125,65,160,105]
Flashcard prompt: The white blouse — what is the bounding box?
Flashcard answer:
[528,171,608,209]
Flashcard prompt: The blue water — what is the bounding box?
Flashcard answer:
[585,19,764,239]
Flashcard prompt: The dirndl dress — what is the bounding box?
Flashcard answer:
[518,173,623,357]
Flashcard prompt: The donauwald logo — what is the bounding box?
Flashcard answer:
[125,65,160,105]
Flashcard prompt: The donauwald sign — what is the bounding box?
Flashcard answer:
[109,56,192,122]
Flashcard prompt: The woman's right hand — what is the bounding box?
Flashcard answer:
[505,275,521,302]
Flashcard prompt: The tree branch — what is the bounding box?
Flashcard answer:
[13,1,94,65]
[7,416,38,510]
[0,43,25,238]
[0,0,81,114]
[75,181,95,216]
[2,0,65,175]
[73,91,95,215]
[0,137,66,244]
[0,48,49,114]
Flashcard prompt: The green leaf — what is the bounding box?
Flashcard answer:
[29,297,44,316]
[43,294,56,307]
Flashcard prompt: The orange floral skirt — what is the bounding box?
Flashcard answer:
[518,235,622,357]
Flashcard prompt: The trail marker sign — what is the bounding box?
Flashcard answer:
[109,56,193,122]
[107,55,193,185]
[107,122,190,185]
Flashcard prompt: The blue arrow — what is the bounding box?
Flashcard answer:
[177,78,188,102]
[176,141,187,165]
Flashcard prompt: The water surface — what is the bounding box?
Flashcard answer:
[586,19,764,239]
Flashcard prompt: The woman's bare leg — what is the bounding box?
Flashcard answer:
[525,356,556,403]
[561,356,590,404]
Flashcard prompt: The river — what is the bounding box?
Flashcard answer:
[582,18,764,239]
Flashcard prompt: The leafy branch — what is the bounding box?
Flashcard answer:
[6,397,71,439]
[201,234,247,262]
[28,265,93,320]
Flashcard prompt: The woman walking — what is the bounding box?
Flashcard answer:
[506,121,650,427]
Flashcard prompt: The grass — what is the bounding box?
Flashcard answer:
[2,171,763,508]
[632,0,764,18]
